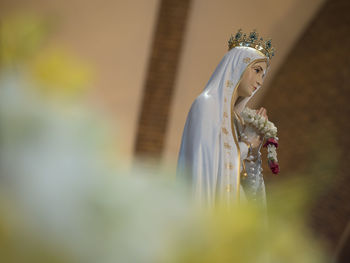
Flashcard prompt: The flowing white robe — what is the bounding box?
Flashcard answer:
[177,46,269,208]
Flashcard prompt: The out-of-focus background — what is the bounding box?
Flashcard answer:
[1,0,349,262]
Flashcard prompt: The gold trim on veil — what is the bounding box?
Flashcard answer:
[230,58,267,202]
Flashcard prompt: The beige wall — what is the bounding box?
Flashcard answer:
[163,0,325,170]
[0,0,160,167]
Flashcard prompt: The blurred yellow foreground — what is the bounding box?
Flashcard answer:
[0,14,329,263]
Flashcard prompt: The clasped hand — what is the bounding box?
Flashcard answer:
[241,107,268,154]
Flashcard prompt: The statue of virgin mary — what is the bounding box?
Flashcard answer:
[177,30,275,208]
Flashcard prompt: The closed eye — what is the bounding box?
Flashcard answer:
[254,65,264,74]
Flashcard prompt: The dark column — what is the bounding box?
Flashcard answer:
[134,0,192,162]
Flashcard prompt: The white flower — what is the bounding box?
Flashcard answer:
[241,107,279,166]
[258,117,266,125]
[242,108,278,137]
[267,145,278,161]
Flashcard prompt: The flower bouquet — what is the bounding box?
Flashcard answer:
[241,107,279,174]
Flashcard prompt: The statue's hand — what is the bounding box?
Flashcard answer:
[241,107,268,154]
[242,125,263,151]
[256,107,268,121]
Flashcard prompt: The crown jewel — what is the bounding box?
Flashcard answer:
[228,29,275,59]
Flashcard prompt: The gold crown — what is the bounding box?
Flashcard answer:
[228,29,275,59]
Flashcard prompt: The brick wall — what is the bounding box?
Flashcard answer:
[134,0,191,161]
[259,0,350,255]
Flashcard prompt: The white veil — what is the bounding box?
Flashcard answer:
[177,46,268,208]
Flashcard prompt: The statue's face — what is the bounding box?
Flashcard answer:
[237,61,267,97]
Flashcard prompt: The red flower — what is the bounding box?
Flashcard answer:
[268,160,279,174]
[263,137,278,148]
